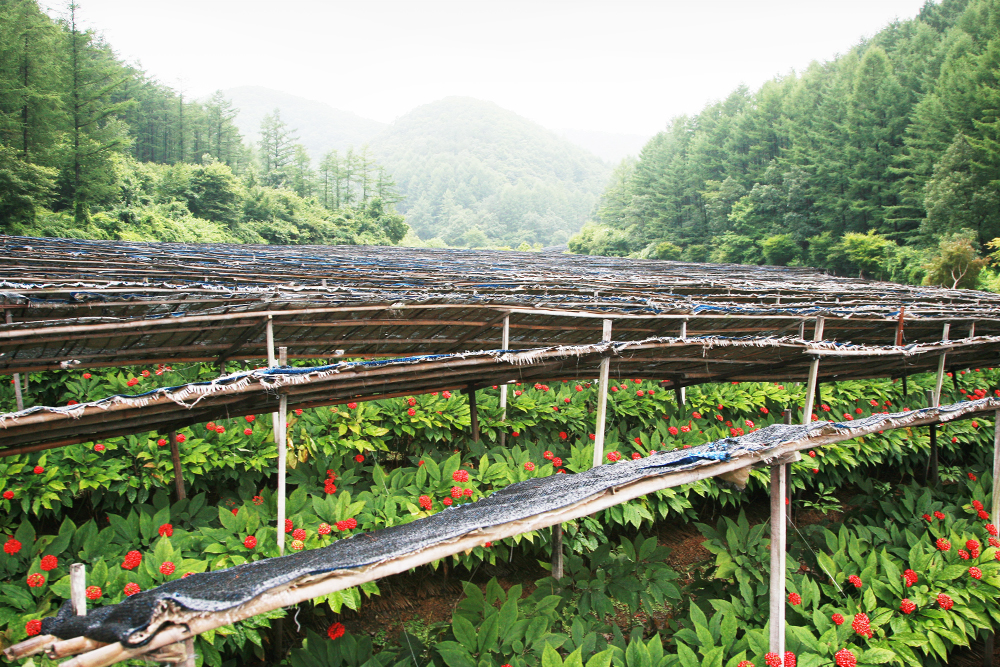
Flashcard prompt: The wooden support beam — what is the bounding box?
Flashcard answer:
[895,307,905,346]
[468,386,479,442]
[802,317,824,424]
[551,524,564,580]
[169,431,185,501]
[500,316,509,448]
[70,563,86,617]
[677,321,687,406]
[6,310,23,411]
[933,323,951,406]
[926,390,938,486]
[769,460,787,657]
[277,346,288,556]
[592,319,613,468]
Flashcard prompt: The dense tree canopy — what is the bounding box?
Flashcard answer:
[570,0,1000,287]
[0,0,407,247]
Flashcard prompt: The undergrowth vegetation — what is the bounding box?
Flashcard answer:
[0,364,997,666]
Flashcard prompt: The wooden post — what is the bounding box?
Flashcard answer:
[932,323,950,407]
[6,311,23,411]
[277,346,288,556]
[783,409,793,537]
[769,461,787,657]
[902,375,908,397]
[168,431,185,501]
[499,316,509,448]
[802,317,824,424]
[69,563,86,616]
[678,321,687,406]
[468,386,479,442]
[551,524,563,580]
[989,411,1000,667]
[179,639,196,667]
[592,319,613,468]
[895,307,905,346]
[926,389,938,486]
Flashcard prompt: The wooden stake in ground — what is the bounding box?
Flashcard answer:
[70,563,86,616]
[592,319,613,468]
[769,460,787,657]
[499,316,509,448]
[169,431,186,501]
[933,323,951,407]
[6,311,23,411]
[801,317,824,423]
[926,390,939,486]
[468,385,479,442]
[551,524,563,580]
[677,321,687,406]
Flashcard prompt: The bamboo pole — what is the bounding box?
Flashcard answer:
[592,320,613,468]
[277,346,288,556]
[677,321,687,406]
[933,323,951,407]
[168,431,185,501]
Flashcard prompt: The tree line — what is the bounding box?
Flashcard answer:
[0,1,406,247]
[571,0,1000,288]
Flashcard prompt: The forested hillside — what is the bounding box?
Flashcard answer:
[0,1,406,247]
[570,0,1000,287]
[371,97,611,248]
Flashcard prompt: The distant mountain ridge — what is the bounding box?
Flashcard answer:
[221,86,387,159]
[223,89,612,247]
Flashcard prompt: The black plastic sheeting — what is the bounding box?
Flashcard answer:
[36,397,997,647]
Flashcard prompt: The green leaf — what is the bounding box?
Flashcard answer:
[542,643,564,667]
[859,648,896,664]
[452,614,478,653]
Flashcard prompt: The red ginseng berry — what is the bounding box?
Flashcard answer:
[936,538,951,551]
[784,652,796,667]
[764,652,782,667]
[292,529,307,541]
[25,619,42,636]
[970,566,983,579]
[26,573,45,588]
[244,535,257,549]
[851,612,872,638]
[937,593,954,610]
[327,622,345,640]
[452,470,469,482]
[524,461,535,471]
[788,592,801,605]
[160,562,175,575]
[900,598,916,614]
[847,574,862,588]
[158,523,173,537]
[832,613,844,625]
[318,522,332,535]
[122,550,142,570]
[124,582,141,596]
[418,495,432,510]
[4,538,22,554]
[85,585,101,600]
[834,649,856,667]
[40,555,58,571]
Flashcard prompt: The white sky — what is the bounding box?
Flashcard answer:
[51,0,930,136]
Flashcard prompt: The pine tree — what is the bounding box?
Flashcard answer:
[257,108,296,188]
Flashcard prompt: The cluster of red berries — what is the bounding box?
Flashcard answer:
[787,592,801,605]
[936,538,951,551]
[4,537,22,554]
[122,550,142,570]
[452,470,469,483]
[292,529,307,541]
[26,573,45,588]
[318,523,332,535]
[244,536,257,549]
[834,649,856,667]
[419,495,432,510]
[124,583,141,596]
[967,539,981,558]
[763,652,781,667]
[524,461,535,471]
[327,622,345,640]
[846,574,862,588]
[831,613,844,625]
[324,469,338,495]
[937,593,954,610]
[354,454,365,463]
[336,518,357,531]
[851,612,872,638]
[40,555,58,571]
[160,562,176,576]
[25,619,42,636]
[606,451,622,462]
[900,598,916,614]
[970,566,983,579]
[85,585,101,600]
[3,489,15,500]
[158,523,173,537]
[902,569,917,587]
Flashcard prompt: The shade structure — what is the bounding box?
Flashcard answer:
[3,335,1000,457]
[2,235,1000,376]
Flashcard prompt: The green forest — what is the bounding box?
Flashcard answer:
[570,0,1000,289]
[0,1,406,246]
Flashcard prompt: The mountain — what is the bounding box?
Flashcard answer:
[221,86,386,160]
[556,129,651,164]
[370,97,611,248]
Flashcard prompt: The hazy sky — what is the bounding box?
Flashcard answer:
[52,0,930,137]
